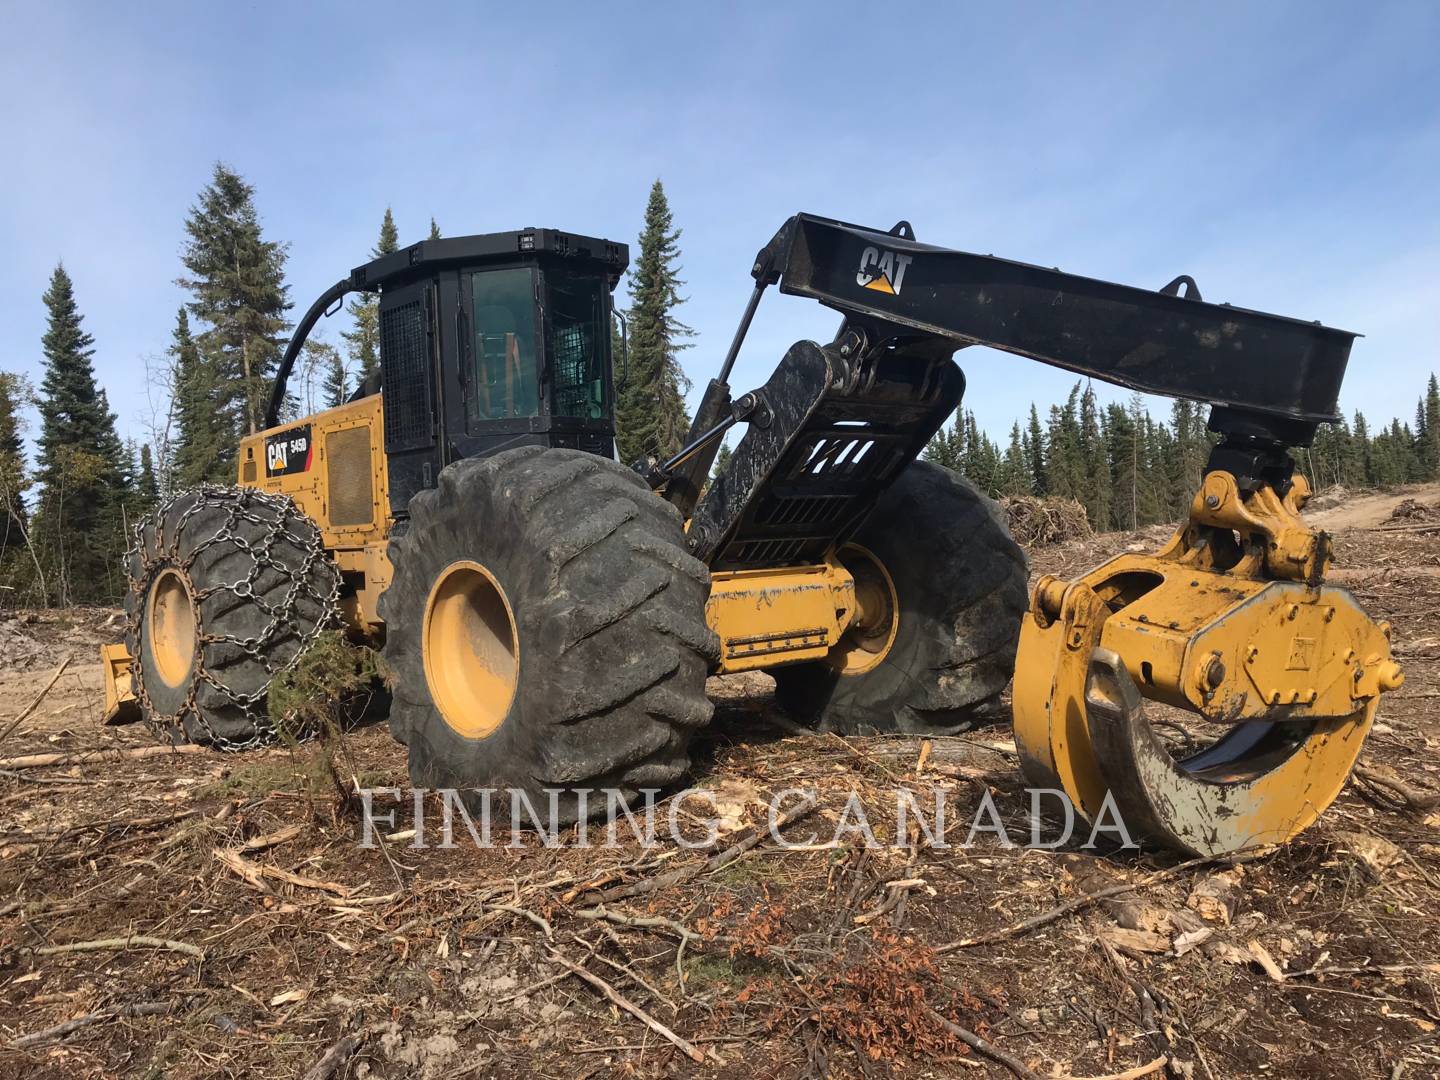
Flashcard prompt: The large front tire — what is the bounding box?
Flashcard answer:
[125,487,340,748]
[380,448,718,826]
[772,462,1028,735]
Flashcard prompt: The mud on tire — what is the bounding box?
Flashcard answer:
[772,462,1029,735]
[381,447,718,826]
[125,487,341,748]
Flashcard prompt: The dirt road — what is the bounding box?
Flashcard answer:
[1,494,1437,1078]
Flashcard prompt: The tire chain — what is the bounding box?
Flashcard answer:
[126,485,341,750]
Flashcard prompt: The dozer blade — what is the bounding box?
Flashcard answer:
[1012,471,1403,855]
[100,642,143,725]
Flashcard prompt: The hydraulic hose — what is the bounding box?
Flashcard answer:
[262,278,356,430]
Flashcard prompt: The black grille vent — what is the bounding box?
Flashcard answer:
[381,300,433,453]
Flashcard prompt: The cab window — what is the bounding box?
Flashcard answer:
[547,273,608,420]
[468,268,539,425]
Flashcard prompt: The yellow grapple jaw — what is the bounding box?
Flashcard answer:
[1012,471,1402,855]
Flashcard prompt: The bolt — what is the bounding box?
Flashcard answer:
[1287,604,1300,621]
[1205,494,1221,510]
[1202,655,1226,690]
[1378,662,1405,692]
[1324,607,1336,622]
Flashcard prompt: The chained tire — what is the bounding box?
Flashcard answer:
[772,461,1029,735]
[381,447,718,826]
[125,487,341,748]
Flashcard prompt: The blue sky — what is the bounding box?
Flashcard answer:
[3,2,1437,454]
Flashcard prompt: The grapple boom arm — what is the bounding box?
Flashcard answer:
[757,214,1356,437]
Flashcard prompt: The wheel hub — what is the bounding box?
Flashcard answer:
[423,560,519,739]
[830,544,899,676]
[147,567,197,689]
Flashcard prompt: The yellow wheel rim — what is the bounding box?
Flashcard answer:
[829,543,900,676]
[147,567,197,689]
[422,560,519,739]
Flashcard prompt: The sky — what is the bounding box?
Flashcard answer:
[2,2,1438,456]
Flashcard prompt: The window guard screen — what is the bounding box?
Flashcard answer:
[547,274,607,420]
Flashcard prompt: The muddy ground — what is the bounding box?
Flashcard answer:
[1,487,1438,1079]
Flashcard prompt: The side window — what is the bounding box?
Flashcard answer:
[468,269,538,426]
[548,274,607,420]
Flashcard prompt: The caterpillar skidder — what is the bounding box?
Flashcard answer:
[101,213,1403,855]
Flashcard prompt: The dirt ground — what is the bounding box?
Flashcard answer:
[2,487,1438,1079]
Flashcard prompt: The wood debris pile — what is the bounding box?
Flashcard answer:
[1000,495,1093,547]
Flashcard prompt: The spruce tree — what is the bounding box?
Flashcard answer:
[428,217,441,241]
[136,444,160,516]
[1077,384,1110,528]
[1000,422,1030,495]
[170,308,226,488]
[1420,373,1440,479]
[924,410,964,471]
[32,264,128,604]
[1026,404,1046,495]
[342,208,399,383]
[178,163,290,458]
[322,346,349,408]
[615,181,693,462]
[0,372,30,559]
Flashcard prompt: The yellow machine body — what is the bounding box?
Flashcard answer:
[102,397,1400,858]
[101,399,878,718]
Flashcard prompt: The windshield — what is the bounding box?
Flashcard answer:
[547,272,608,420]
[468,268,539,424]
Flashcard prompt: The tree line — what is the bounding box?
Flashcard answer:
[1,158,1433,606]
[0,164,693,608]
[924,375,1440,530]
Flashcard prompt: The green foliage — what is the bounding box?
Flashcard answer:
[170,307,227,488]
[298,338,345,413]
[267,631,382,739]
[615,180,693,462]
[342,208,399,384]
[927,371,1440,533]
[31,264,130,604]
[136,444,160,516]
[0,372,36,602]
[428,217,441,241]
[178,163,290,456]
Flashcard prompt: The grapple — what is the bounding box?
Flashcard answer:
[1013,470,1403,854]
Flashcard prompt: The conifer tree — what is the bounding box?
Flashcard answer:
[1077,384,1110,528]
[170,308,226,488]
[924,410,964,471]
[342,208,399,383]
[0,372,30,559]
[1026,404,1046,494]
[1420,374,1440,478]
[178,163,290,458]
[614,181,693,462]
[136,444,160,516]
[1000,422,1030,495]
[322,346,349,408]
[32,264,128,603]
[428,217,441,240]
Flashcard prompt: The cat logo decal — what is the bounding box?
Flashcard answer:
[855,246,913,296]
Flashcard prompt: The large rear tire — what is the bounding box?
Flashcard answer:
[380,448,718,826]
[125,487,340,748]
[772,462,1028,735]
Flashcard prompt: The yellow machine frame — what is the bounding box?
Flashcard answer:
[224,400,879,676]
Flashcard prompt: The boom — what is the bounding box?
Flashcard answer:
[760,213,1354,435]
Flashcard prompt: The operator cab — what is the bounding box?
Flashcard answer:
[357,229,629,517]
